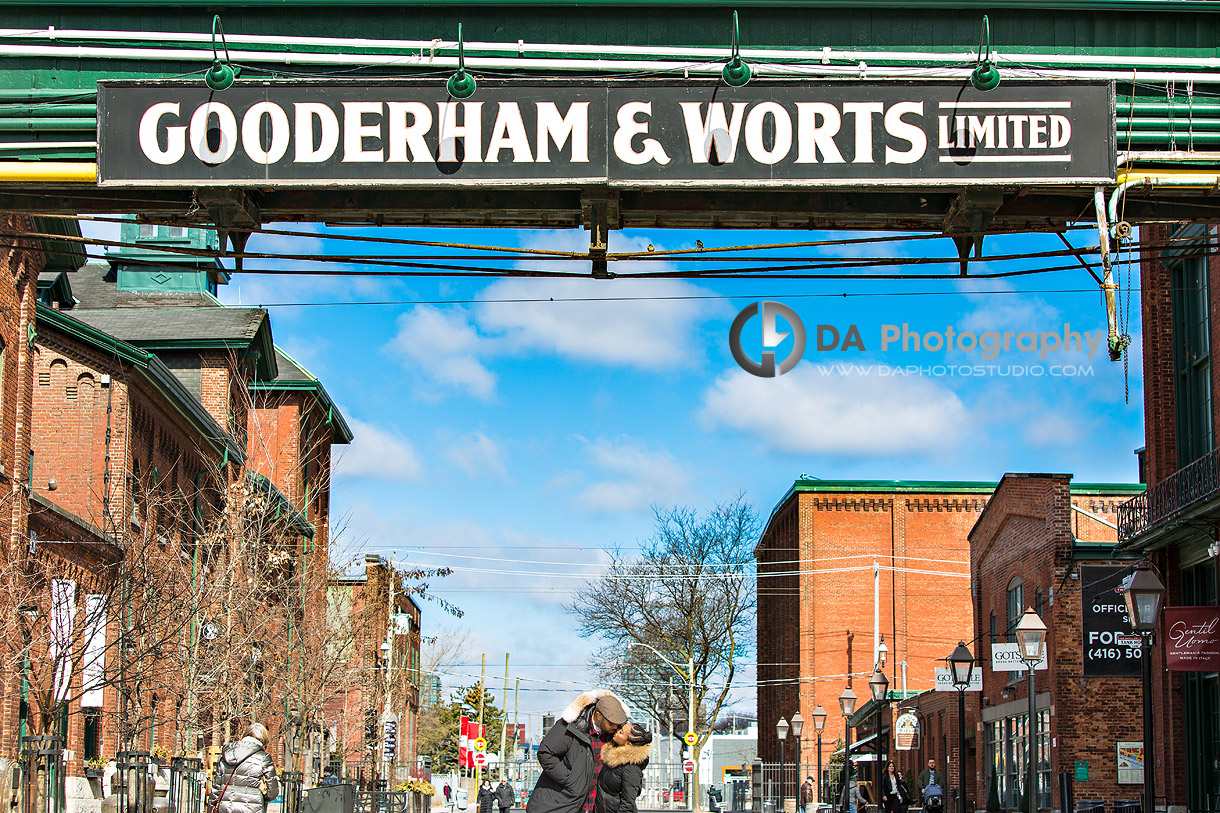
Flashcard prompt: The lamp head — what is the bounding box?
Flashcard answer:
[868,668,889,703]
[948,641,975,688]
[811,705,827,732]
[1122,567,1167,632]
[790,711,804,737]
[1014,607,1048,663]
[205,60,235,92]
[776,716,789,741]
[970,62,1001,91]
[838,686,857,717]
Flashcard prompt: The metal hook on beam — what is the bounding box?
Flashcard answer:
[446,24,477,100]
[205,15,237,91]
[970,15,1000,91]
[722,11,751,87]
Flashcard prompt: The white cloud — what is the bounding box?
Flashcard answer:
[699,363,971,455]
[385,306,497,400]
[476,276,720,369]
[575,437,693,514]
[442,431,508,479]
[333,417,424,481]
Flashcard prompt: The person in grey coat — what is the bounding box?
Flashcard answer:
[495,778,517,813]
[207,723,280,813]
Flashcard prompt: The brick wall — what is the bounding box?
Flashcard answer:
[757,485,981,775]
[971,474,1144,813]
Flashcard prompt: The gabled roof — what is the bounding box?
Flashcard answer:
[249,345,353,445]
[247,470,314,539]
[36,303,247,464]
[68,306,278,381]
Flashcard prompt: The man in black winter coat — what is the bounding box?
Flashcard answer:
[496,779,517,813]
[525,690,627,813]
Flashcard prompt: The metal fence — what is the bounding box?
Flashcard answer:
[20,736,65,813]
[355,791,410,813]
[755,762,847,813]
[169,757,205,813]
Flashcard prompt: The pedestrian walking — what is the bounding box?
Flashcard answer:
[206,723,280,813]
[800,777,815,813]
[840,767,864,813]
[593,722,652,813]
[881,762,911,813]
[479,780,495,813]
[525,690,628,813]
[497,778,517,813]
[917,760,942,805]
[445,784,453,806]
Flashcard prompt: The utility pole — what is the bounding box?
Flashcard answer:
[512,678,520,783]
[476,654,486,788]
[500,654,510,780]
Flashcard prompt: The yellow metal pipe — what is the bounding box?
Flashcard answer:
[0,162,96,183]
[1117,168,1220,186]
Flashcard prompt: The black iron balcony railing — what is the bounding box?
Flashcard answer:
[1118,447,1220,541]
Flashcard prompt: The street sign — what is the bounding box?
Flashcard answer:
[474,752,488,768]
[990,642,1048,672]
[683,760,695,774]
[474,737,488,752]
[1074,761,1089,782]
[684,732,697,745]
[933,667,982,692]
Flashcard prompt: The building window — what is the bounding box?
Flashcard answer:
[988,710,1051,810]
[1172,254,1214,466]
[83,710,102,760]
[1034,588,1043,617]
[1006,578,1024,642]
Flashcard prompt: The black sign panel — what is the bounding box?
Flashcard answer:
[97,80,1115,187]
[1081,565,1142,677]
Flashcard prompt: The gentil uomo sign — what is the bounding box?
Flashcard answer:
[97,79,1116,187]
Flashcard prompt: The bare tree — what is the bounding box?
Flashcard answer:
[570,494,760,811]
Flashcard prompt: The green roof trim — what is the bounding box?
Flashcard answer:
[37,271,73,307]
[248,345,354,445]
[36,303,247,464]
[247,470,314,539]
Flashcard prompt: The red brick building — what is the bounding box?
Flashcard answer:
[326,555,424,785]
[757,480,987,794]
[971,474,1143,813]
[1118,222,1220,813]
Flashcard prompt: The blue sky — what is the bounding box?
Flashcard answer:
[83,219,1146,734]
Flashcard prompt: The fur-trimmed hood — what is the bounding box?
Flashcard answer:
[600,741,651,768]
[560,689,620,723]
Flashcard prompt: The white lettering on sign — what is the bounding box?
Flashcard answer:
[536,101,589,163]
[614,101,671,166]
[795,103,845,164]
[295,103,340,163]
[242,102,290,165]
[680,101,747,164]
[386,102,433,163]
[139,102,185,165]
[189,102,237,164]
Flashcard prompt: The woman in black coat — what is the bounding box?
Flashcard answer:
[592,723,652,813]
[478,781,495,813]
[881,762,911,813]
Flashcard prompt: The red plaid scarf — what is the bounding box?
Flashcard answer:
[583,733,607,813]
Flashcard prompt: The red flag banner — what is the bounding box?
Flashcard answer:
[1166,606,1220,671]
[460,715,470,768]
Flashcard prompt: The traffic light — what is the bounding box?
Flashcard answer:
[365,709,378,750]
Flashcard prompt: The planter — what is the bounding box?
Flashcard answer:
[86,769,105,779]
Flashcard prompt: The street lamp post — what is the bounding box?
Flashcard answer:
[949,642,976,813]
[839,687,858,813]
[1015,609,1048,813]
[629,642,698,809]
[812,706,827,806]
[778,717,790,813]
[792,712,805,813]
[869,668,889,785]
[1123,568,1166,813]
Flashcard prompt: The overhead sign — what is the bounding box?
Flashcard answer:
[894,711,920,751]
[1081,565,1142,677]
[97,80,1115,187]
[933,667,982,692]
[991,642,1047,672]
[1166,606,1220,671]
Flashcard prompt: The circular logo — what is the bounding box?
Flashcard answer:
[684,732,697,745]
[729,301,806,377]
[474,737,487,752]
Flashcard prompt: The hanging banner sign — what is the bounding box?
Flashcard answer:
[1081,565,1143,677]
[1165,606,1220,671]
[894,711,920,751]
[990,642,1048,672]
[97,80,1116,187]
[933,667,982,692]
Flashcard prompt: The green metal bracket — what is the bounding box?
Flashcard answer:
[446,24,477,100]
[722,11,751,87]
[970,15,1000,91]
[205,15,237,92]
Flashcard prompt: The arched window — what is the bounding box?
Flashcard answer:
[1006,578,1024,642]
